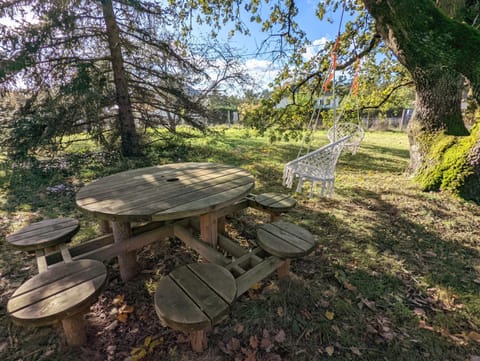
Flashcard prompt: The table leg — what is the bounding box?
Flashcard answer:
[99,220,112,235]
[111,221,138,281]
[199,212,218,247]
[217,215,226,235]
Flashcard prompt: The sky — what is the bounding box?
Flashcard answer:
[202,1,345,93]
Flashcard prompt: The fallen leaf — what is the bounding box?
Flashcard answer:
[143,336,152,346]
[119,304,134,314]
[229,337,241,351]
[325,311,335,320]
[249,335,259,349]
[274,329,286,343]
[251,282,262,290]
[244,350,257,361]
[351,346,362,356]
[361,298,376,310]
[277,306,284,317]
[234,323,244,334]
[116,312,128,323]
[325,346,334,356]
[261,330,272,351]
[343,280,357,292]
[112,294,124,306]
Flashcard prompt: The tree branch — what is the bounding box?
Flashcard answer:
[361,81,414,110]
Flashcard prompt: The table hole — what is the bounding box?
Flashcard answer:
[166,177,179,182]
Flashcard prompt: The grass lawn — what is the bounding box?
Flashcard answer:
[1,127,480,361]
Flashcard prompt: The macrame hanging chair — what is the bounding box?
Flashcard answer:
[282,10,364,197]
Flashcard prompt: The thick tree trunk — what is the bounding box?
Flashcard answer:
[407,68,467,173]
[101,0,141,157]
[363,0,480,201]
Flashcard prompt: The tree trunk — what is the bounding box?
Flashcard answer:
[363,0,480,201]
[100,0,141,156]
[407,68,467,173]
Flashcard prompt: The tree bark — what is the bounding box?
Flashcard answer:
[407,68,466,172]
[362,0,480,200]
[100,0,141,156]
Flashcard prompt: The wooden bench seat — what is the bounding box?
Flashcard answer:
[6,218,80,273]
[154,263,236,352]
[7,259,107,346]
[6,217,80,251]
[248,193,296,221]
[257,220,315,277]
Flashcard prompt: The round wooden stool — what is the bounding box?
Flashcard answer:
[7,259,108,346]
[253,193,296,221]
[257,220,315,277]
[154,263,237,352]
[6,217,80,251]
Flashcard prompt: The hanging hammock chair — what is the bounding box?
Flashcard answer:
[283,135,351,197]
[282,11,364,197]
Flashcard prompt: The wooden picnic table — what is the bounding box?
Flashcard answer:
[76,162,255,281]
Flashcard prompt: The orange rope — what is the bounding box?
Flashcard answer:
[323,37,340,92]
[350,58,360,96]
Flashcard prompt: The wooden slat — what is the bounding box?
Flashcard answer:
[7,259,107,327]
[154,276,210,331]
[225,248,263,272]
[8,263,105,313]
[128,174,253,217]
[76,162,255,223]
[45,234,114,265]
[7,218,79,251]
[170,267,230,324]
[257,228,305,258]
[35,250,48,273]
[153,182,254,220]
[60,244,72,263]
[235,256,285,297]
[273,220,315,243]
[254,193,296,210]
[218,235,248,258]
[216,199,249,218]
[257,221,315,258]
[77,167,244,208]
[76,163,225,201]
[173,225,229,265]
[187,264,236,304]
[11,260,100,296]
[6,218,78,241]
[10,274,106,327]
[73,224,174,263]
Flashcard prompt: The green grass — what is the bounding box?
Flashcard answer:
[1,126,480,361]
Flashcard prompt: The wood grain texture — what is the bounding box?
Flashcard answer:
[7,259,107,327]
[256,221,315,258]
[254,193,297,211]
[6,218,80,251]
[154,263,236,332]
[76,163,254,222]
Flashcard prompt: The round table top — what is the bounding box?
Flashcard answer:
[76,162,255,222]
[7,259,107,326]
[6,218,80,251]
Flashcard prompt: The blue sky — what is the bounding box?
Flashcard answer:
[200,1,347,93]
